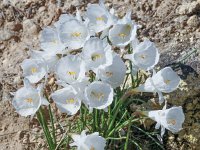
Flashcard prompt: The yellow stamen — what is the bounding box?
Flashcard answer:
[118,33,127,39]
[90,146,95,150]
[67,71,76,79]
[96,17,104,21]
[167,119,176,125]
[91,91,104,101]
[25,98,33,103]
[140,54,146,59]
[71,32,81,37]
[51,39,58,44]
[164,79,171,85]
[105,72,113,77]
[66,98,76,104]
[91,54,102,61]
[31,67,37,73]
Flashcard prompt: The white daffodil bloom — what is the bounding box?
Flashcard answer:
[109,11,138,47]
[85,81,113,111]
[21,58,48,84]
[29,50,59,73]
[51,85,81,115]
[81,37,113,72]
[124,39,160,71]
[86,0,116,33]
[12,80,49,117]
[96,53,126,88]
[136,67,181,104]
[55,55,86,84]
[70,130,106,150]
[147,106,185,136]
[58,18,89,50]
[39,27,65,55]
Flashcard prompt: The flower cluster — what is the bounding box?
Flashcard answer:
[12,0,185,149]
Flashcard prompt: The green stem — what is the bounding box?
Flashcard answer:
[49,105,56,146]
[124,119,131,150]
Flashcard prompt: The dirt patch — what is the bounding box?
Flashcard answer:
[0,0,200,149]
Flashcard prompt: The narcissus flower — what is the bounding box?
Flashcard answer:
[70,130,106,150]
[97,53,126,88]
[29,50,59,73]
[147,106,185,136]
[51,85,81,115]
[21,58,48,84]
[136,67,181,104]
[12,80,49,117]
[85,81,113,111]
[81,37,113,72]
[39,27,65,55]
[55,55,86,84]
[109,11,137,47]
[58,18,89,50]
[86,0,116,33]
[124,39,160,71]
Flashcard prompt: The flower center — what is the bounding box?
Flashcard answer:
[51,39,58,44]
[67,71,77,79]
[71,32,81,37]
[31,67,37,74]
[91,53,102,61]
[164,79,171,85]
[96,16,104,21]
[139,54,146,59]
[118,33,127,39]
[105,71,113,77]
[66,98,76,104]
[25,98,33,103]
[90,91,104,101]
[167,119,176,125]
[90,146,95,150]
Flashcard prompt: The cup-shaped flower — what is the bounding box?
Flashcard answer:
[81,37,113,72]
[55,55,86,84]
[58,18,89,50]
[12,80,49,117]
[96,53,126,88]
[39,27,65,54]
[85,81,113,111]
[124,39,160,71]
[29,50,59,73]
[109,11,137,47]
[51,85,81,115]
[21,58,48,84]
[70,130,106,150]
[86,0,115,33]
[147,106,185,136]
[136,67,181,103]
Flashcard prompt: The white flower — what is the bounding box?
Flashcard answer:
[51,85,81,115]
[136,67,181,104]
[85,81,113,111]
[12,80,49,117]
[29,50,59,73]
[39,27,65,55]
[58,18,89,50]
[96,53,126,88]
[148,106,185,136]
[124,39,160,71]
[21,58,48,84]
[86,0,116,33]
[70,130,106,150]
[81,37,113,72]
[109,11,137,47]
[55,55,86,84]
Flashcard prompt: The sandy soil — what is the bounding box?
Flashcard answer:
[0,0,200,149]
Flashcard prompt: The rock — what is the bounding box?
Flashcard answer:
[22,19,39,35]
[0,29,15,41]
[176,1,200,15]
[187,15,200,27]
